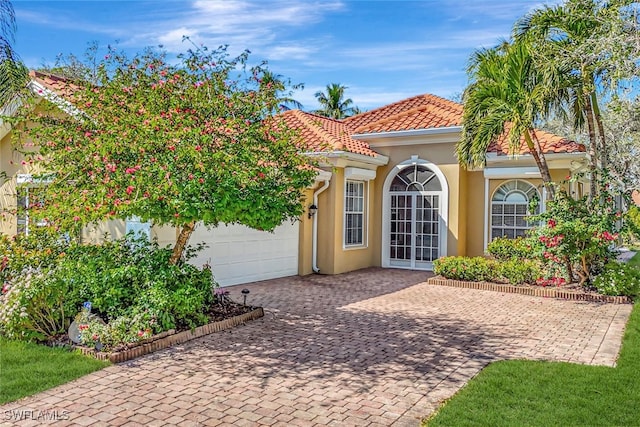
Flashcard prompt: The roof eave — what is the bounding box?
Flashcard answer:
[352,126,462,141]
[303,150,389,167]
[485,151,588,169]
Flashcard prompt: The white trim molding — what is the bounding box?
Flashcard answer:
[483,167,541,179]
[344,167,376,181]
[353,126,462,141]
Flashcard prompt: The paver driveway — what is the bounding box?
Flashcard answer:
[1,268,632,426]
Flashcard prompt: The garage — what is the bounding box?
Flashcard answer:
[188,221,300,287]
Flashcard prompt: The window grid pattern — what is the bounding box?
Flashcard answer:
[415,195,439,262]
[344,180,365,246]
[17,186,45,235]
[491,180,540,240]
[390,194,412,260]
[390,165,442,192]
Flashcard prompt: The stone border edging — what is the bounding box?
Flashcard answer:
[74,307,264,363]
[426,277,632,304]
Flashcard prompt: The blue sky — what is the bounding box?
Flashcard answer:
[12,1,555,111]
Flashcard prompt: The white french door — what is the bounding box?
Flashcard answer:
[389,193,440,269]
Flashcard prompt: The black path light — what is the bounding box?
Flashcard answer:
[241,289,250,306]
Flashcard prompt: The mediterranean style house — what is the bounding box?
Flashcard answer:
[0,72,588,286]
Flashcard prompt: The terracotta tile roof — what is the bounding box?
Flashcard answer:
[280,110,379,157]
[28,70,80,99]
[345,93,464,133]
[27,75,584,160]
[487,127,586,156]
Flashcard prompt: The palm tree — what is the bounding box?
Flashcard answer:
[314,83,357,119]
[259,70,304,111]
[0,0,28,107]
[514,0,634,194]
[458,40,556,199]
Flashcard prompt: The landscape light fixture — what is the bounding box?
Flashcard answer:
[308,204,318,219]
[241,289,250,306]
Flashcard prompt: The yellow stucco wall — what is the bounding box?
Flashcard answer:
[464,171,486,257]
[298,187,315,276]
[314,167,378,275]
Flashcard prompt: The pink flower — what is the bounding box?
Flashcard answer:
[137,330,145,337]
[73,216,81,222]
[92,334,99,340]
[126,186,135,195]
[195,145,202,151]
[547,219,556,228]
[1,283,10,294]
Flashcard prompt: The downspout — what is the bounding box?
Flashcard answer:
[312,178,331,273]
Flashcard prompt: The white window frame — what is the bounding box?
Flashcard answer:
[490,179,540,241]
[16,174,51,235]
[343,180,367,248]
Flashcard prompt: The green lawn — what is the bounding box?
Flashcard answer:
[425,257,640,426]
[626,250,640,269]
[0,338,109,404]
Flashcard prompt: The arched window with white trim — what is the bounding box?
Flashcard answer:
[491,180,540,240]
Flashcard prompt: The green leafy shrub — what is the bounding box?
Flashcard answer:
[0,234,215,344]
[593,262,640,297]
[0,269,77,341]
[433,256,496,282]
[529,175,627,286]
[487,237,534,261]
[624,205,640,244]
[498,259,541,285]
[75,307,155,351]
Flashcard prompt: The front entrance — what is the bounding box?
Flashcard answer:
[382,159,448,270]
[389,193,440,269]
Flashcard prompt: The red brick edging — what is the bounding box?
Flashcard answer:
[426,277,632,304]
[74,307,264,363]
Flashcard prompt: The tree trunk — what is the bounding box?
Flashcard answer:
[590,91,607,170]
[169,221,197,265]
[524,130,555,200]
[584,93,599,201]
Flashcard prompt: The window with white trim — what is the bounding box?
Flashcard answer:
[491,180,540,240]
[344,180,366,246]
[16,185,47,235]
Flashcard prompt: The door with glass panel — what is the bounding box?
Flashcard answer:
[389,165,442,269]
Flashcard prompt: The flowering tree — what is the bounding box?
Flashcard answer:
[12,45,316,264]
[529,174,626,286]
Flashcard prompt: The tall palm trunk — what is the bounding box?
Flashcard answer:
[583,92,599,200]
[590,91,608,170]
[524,129,555,200]
[169,221,196,265]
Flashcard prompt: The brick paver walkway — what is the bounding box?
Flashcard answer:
[0,268,632,426]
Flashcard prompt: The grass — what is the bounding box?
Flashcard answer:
[425,253,640,426]
[626,251,640,269]
[0,337,109,404]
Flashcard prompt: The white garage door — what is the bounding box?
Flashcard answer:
[189,222,299,287]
